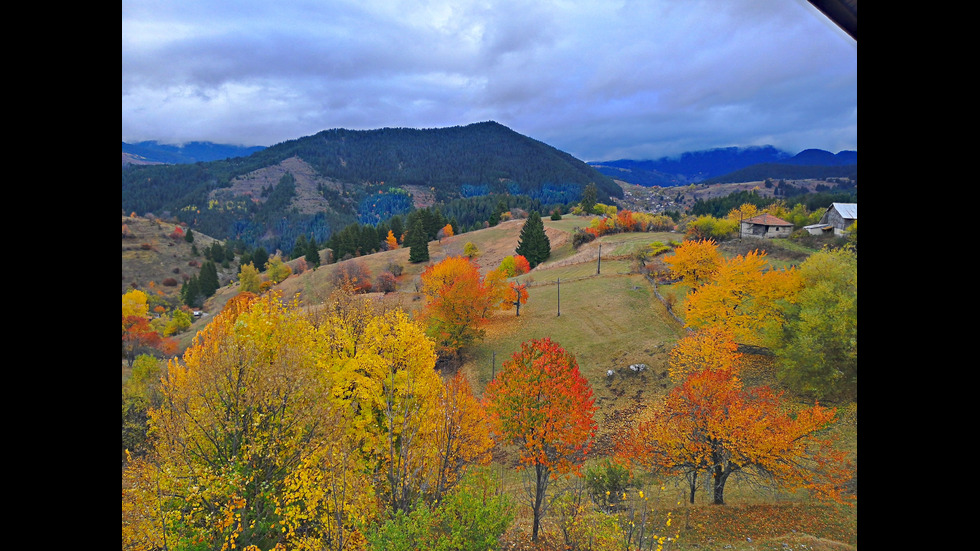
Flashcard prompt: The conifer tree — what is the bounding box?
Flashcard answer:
[305,236,320,268]
[198,260,220,298]
[408,220,430,263]
[515,211,550,268]
[581,183,598,214]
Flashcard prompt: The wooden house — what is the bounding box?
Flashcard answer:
[818,202,857,235]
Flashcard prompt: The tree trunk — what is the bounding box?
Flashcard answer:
[712,465,730,505]
[532,463,549,541]
[687,471,698,504]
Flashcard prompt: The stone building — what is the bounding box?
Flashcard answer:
[740,213,794,239]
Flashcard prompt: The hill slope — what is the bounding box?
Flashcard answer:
[121,121,621,253]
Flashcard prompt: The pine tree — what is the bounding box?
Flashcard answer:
[181,275,202,308]
[515,211,550,268]
[305,236,320,268]
[252,247,269,272]
[581,183,598,214]
[408,219,430,263]
[199,260,220,298]
[294,235,308,259]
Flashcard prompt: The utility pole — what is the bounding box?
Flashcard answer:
[557,277,560,317]
[597,243,601,275]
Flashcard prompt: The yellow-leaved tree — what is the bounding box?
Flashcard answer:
[682,250,802,345]
[667,326,742,381]
[123,292,343,549]
[662,239,722,287]
[123,288,493,550]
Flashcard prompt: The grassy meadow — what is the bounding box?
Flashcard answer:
[155,214,857,550]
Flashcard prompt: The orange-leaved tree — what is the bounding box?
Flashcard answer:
[428,371,494,502]
[616,366,851,506]
[385,229,399,250]
[501,281,529,316]
[667,326,742,381]
[484,338,598,541]
[682,249,802,345]
[419,255,493,357]
[662,238,722,287]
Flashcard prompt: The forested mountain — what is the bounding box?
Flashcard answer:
[590,146,856,187]
[121,121,620,253]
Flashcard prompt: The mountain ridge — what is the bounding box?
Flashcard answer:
[590,146,856,187]
[121,121,621,253]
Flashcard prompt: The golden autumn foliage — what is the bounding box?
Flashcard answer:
[122,289,150,319]
[667,326,742,382]
[122,289,494,550]
[615,366,851,507]
[662,239,722,286]
[501,281,529,316]
[419,256,494,356]
[682,250,802,345]
[385,229,399,250]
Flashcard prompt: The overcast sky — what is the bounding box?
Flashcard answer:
[121,0,856,162]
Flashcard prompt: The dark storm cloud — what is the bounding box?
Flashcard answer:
[122,0,856,161]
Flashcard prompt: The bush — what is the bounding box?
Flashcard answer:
[366,467,513,551]
[386,261,404,277]
[376,271,397,293]
[572,229,596,248]
[333,259,373,293]
[684,215,738,241]
[586,459,635,512]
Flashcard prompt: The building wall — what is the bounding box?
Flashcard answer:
[821,208,855,232]
[741,222,793,239]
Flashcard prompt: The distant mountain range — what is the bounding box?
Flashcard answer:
[123,139,856,190]
[122,141,267,165]
[589,146,857,187]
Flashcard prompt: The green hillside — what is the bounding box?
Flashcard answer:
[124,213,857,550]
[121,122,621,254]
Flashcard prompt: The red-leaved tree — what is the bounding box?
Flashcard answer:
[483,338,598,541]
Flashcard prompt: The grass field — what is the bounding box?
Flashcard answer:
[139,215,857,551]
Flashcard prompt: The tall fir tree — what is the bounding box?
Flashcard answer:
[305,236,320,268]
[581,183,598,215]
[198,260,220,298]
[408,219,430,263]
[515,211,550,268]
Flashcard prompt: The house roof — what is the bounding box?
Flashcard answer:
[829,202,857,220]
[743,213,793,226]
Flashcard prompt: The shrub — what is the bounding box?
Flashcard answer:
[586,459,635,512]
[333,259,373,293]
[366,467,513,551]
[162,277,179,287]
[684,215,738,241]
[386,261,404,277]
[572,229,596,248]
[376,271,397,293]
